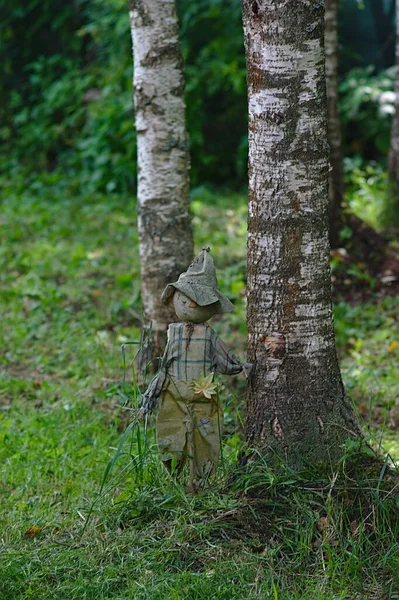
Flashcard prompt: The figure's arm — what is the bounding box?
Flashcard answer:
[140,369,167,416]
[212,332,253,377]
[140,343,170,416]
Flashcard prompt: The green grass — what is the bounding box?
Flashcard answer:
[1,189,399,599]
[335,298,399,458]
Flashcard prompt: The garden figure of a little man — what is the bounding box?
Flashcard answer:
[140,247,252,489]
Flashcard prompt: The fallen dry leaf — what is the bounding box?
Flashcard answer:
[26,526,42,537]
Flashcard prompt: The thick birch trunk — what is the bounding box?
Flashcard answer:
[325,0,344,247]
[129,0,194,354]
[241,0,361,467]
[387,0,399,228]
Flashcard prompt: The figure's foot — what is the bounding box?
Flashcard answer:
[162,459,173,473]
[162,457,186,476]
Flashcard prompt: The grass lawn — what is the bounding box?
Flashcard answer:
[1,190,398,599]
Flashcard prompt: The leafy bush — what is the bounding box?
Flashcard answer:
[0,0,249,193]
[0,0,135,195]
[3,57,92,173]
[344,157,388,229]
[178,0,247,186]
[340,66,395,158]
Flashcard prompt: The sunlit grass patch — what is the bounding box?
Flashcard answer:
[335,297,399,453]
[2,405,399,599]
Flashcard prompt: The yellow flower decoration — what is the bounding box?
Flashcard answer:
[191,372,218,399]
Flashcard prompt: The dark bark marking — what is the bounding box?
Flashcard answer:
[259,332,286,359]
[128,0,152,27]
[141,42,181,68]
[156,136,189,153]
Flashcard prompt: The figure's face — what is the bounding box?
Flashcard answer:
[172,290,218,323]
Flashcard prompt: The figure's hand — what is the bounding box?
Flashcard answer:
[242,363,253,378]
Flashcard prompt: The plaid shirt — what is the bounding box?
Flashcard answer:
[142,322,243,414]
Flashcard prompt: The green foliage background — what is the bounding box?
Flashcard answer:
[0,0,396,197]
[1,0,248,193]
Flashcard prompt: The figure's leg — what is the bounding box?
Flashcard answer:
[156,389,188,473]
[191,398,223,488]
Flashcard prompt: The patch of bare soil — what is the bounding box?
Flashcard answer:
[332,217,399,302]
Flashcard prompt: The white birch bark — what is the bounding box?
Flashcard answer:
[129,0,194,351]
[241,0,361,466]
[325,0,344,246]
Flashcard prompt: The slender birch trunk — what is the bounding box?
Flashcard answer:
[387,0,399,228]
[241,0,361,467]
[325,0,344,247]
[129,0,194,354]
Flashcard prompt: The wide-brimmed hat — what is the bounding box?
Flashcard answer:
[161,247,234,314]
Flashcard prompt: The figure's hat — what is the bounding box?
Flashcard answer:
[161,247,234,314]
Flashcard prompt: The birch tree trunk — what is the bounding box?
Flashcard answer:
[325,0,344,247]
[129,0,194,354]
[387,0,399,228]
[242,0,361,467]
